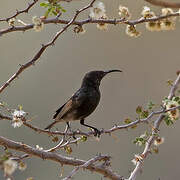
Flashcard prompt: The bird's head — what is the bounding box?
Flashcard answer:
[81,70,122,88]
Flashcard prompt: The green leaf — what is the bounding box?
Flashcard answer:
[131,124,137,129]
[18,105,23,110]
[80,136,87,142]
[147,101,155,110]
[52,10,58,15]
[136,106,142,114]
[40,1,66,17]
[166,79,173,86]
[40,2,50,7]
[141,110,149,118]
[164,115,173,126]
[173,96,180,102]
[124,118,132,124]
[61,9,66,13]
[152,147,159,154]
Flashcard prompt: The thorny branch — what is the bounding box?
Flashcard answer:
[0,0,96,94]
[0,105,180,136]
[0,12,179,36]
[0,0,180,179]
[0,0,179,94]
[0,75,179,180]
[127,74,180,180]
[0,0,39,22]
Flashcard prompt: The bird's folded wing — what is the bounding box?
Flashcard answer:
[53,102,66,119]
[53,91,85,120]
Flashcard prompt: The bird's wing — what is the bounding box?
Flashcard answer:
[53,103,66,119]
[53,89,86,120]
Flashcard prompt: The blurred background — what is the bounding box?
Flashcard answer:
[0,0,180,179]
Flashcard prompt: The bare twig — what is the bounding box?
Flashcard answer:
[128,74,180,180]
[145,0,180,8]
[0,113,12,120]
[62,155,111,180]
[0,136,122,180]
[0,0,39,22]
[0,0,96,94]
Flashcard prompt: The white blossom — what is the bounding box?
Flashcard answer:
[141,6,155,18]
[36,145,43,150]
[12,109,26,128]
[131,154,143,165]
[96,15,108,31]
[19,161,27,171]
[89,2,106,19]
[74,26,86,34]
[154,137,165,146]
[166,101,179,120]
[8,18,16,26]
[119,5,131,19]
[161,8,174,16]
[145,21,162,32]
[32,16,44,32]
[126,25,141,37]
[3,159,18,176]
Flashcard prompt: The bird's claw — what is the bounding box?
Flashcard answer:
[94,129,101,137]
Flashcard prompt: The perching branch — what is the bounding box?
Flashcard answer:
[128,74,180,180]
[1,105,180,137]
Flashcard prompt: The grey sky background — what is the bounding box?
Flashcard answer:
[0,0,180,180]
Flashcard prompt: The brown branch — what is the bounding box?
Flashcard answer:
[128,74,180,180]
[0,113,12,120]
[0,12,179,36]
[145,0,180,8]
[0,0,39,22]
[0,0,96,94]
[22,105,180,135]
[63,155,111,180]
[1,105,180,137]
[0,136,122,180]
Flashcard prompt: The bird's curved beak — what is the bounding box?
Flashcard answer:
[103,69,122,76]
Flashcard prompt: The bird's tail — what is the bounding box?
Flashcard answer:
[44,121,58,130]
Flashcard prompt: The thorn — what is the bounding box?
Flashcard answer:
[76,10,80,14]
[100,128,104,133]
[113,18,117,25]
[6,82,10,87]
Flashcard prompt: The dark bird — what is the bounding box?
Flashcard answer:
[45,70,122,136]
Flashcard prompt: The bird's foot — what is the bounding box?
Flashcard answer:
[94,129,101,137]
[68,128,77,139]
[71,131,77,139]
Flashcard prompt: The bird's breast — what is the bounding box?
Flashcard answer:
[75,89,100,119]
